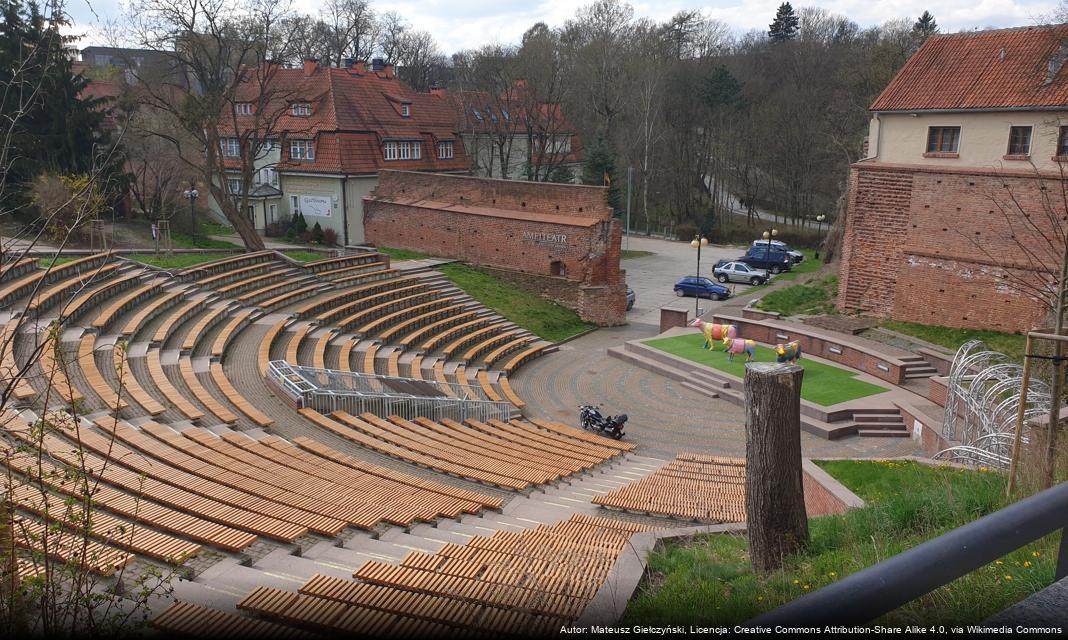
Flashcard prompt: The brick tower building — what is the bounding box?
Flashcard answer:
[838,25,1068,332]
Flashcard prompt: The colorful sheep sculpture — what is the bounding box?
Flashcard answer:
[775,341,803,364]
[724,338,757,362]
[689,318,738,351]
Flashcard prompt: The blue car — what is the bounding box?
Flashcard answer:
[626,287,636,310]
[673,276,731,301]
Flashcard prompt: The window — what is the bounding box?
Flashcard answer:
[247,205,255,221]
[437,140,454,159]
[412,142,421,159]
[290,139,314,161]
[290,102,312,116]
[1059,127,1068,157]
[1007,126,1033,156]
[401,104,410,117]
[235,103,253,116]
[228,178,242,194]
[399,142,411,160]
[502,110,510,121]
[472,109,483,122]
[219,137,240,158]
[385,141,420,161]
[290,195,299,213]
[926,126,960,154]
[546,136,571,154]
[256,167,277,185]
[384,141,398,160]
[269,204,277,223]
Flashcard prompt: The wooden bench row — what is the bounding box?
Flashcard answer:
[91,281,163,332]
[179,250,274,280]
[591,455,747,522]
[0,256,39,283]
[0,253,111,309]
[293,275,417,319]
[22,262,123,316]
[120,288,185,338]
[1,318,35,400]
[301,252,382,274]
[78,335,128,412]
[39,333,85,405]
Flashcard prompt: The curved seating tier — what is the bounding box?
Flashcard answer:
[153,515,651,637]
[0,253,112,309]
[1,317,35,400]
[591,454,746,523]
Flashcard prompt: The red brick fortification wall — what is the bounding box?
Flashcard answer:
[838,163,1053,332]
[364,171,626,326]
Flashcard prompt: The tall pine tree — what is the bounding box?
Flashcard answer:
[768,2,799,43]
[913,11,938,39]
[581,130,621,212]
[0,0,124,217]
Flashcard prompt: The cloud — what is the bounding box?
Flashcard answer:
[65,0,1062,52]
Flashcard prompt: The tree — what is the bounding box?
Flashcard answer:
[581,130,620,210]
[126,0,308,251]
[913,10,938,40]
[318,0,376,67]
[768,2,799,43]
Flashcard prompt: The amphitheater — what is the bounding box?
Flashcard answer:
[0,249,869,636]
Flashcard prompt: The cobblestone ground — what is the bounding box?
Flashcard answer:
[511,322,924,461]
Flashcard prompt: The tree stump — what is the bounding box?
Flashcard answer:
[744,362,809,573]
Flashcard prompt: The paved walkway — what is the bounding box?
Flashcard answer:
[510,322,924,461]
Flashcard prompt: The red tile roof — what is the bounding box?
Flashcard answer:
[871,24,1068,111]
[230,64,471,175]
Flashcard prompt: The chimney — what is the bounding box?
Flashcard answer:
[354,60,366,74]
[303,57,319,77]
[430,86,447,97]
[371,58,385,72]
[383,63,395,79]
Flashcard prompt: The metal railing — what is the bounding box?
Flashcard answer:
[751,480,1068,625]
[266,360,512,423]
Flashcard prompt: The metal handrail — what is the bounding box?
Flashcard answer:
[751,480,1068,625]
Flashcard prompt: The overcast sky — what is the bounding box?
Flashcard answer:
[68,0,1062,53]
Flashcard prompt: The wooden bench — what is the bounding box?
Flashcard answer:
[335,337,355,372]
[146,350,204,420]
[178,357,238,423]
[483,336,537,368]
[460,330,523,364]
[357,298,458,339]
[259,318,289,375]
[78,335,129,411]
[61,275,139,325]
[502,343,549,374]
[497,377,525,409]
[407,354,423,380]
[258,284,328,312]
[0,257,39,282]
[293,275,416,319]
[151,297,204,345]
[476,370,503,403]
[1,318,35,400]
[316,282,431,326]
[312,330,334,369]
[39,333,85,404]
[285,324,313,365]
[216,269,284,296]
[23,262,123,315]
[181,304,231,353]
[239,585,402,636]
[120,288,184,338]
[381,303,470,344]
[196,261,274,289]
[0,253,111,308]
[331,267,399,287]
[362,343,379,374]
[151,600,316,639]
[210,363,274,427]
[421,317,502,353]
[111,344,166,415]
[442,322,510,359]
[338,293,450,334]
[91,281,162,332]
[14,516,131,576]
[237,276,315,305]
[301,252,382,273]
[431,361,455,397]
[210,309,254,358]
[179,250,274,280]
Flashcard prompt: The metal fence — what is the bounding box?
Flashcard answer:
[266,360,512,422]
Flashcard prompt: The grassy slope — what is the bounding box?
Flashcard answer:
[621,250,655,259]
[880,320,1025,362]
[377,246,432,261]
[282,250,328,262]
[623,461,1058,626]
[644,332,887,406]
[755,275,838,316]
[437,263,593,343]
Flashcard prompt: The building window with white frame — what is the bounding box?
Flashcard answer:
[384,141,398,160]
[290,139,314,161]
[412,141,421,159]
[228,178,242,194]
[437,140,454,159]
[399,141,412,160]
[290,195,299,213]
[235,103,253,116]
[1007,125,1032,156]
[401,104,410,117]
[220,137,240,158]
[290,102,312,116]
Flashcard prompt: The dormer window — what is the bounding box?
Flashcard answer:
[384,141,420,161]
[235,103,253,116]
[219,137,240,158]
[401,104,410,117]
[290,103,312,117]
[437,140,454,159]
[472,109,483,122]
[290,139,315,161]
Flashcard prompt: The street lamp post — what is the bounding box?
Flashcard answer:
[762,227,778,266]
[183,186,199,244]
[814,214,827,260]
[690,234,709,318]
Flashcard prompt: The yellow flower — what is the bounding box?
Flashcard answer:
[1032,551,1041,557]
[1024,561,1032,568]
[995,560,1003,565]
[829,572,837,577]
[757,596,764,602]
[793,579,800,585]
[803,584,811,590]
[1004,575,1013,581]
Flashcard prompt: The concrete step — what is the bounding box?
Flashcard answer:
[459,512,536,532]
[406,524,478,545]
[337,536,409,562]
[681,380,719,399]
[376,529,448,554]
[857,428,910,437]
[854,413,904,423]
[854,421,908,431]
[436,519,502,538]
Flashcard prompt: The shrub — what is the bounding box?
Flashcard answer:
[31,174,107,243]
[322,228,338,247]
[299,230,312,243]
[674,223,698,242]
[310,222,324,244]
[293,212,308,235]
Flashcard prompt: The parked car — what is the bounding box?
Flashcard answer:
[673,276,731,301]
[626,287,636,310]
[713,261,768,286]
[751,239,804,264]
[738,247,793,274]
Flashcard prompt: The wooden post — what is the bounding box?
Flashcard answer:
[744,362,809,573]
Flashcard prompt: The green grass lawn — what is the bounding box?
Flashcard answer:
[172,232,242,250]
[771,249,822,282]
[437,263,593,342]
[644,332,886,406]
[755,275,838,316]
[621,249,655,259]
[623,460,1059,626]
[880,320,1025,362]
[376,246,432,261]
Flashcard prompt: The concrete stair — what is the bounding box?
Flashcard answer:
[900,354,940,379]
[852,408,909,437]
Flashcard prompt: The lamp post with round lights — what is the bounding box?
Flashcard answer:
[691,234,709,318]
[762,227,778,266]
[814,214,827,260]
[183,185,199,243]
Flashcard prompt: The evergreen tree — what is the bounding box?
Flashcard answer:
[0,0,125,217]
[768,2,799,43]
[913,11,938,39]
[581,130,621,212]
[703,66,745,111]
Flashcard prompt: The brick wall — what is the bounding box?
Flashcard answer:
[364,171,626,326]
[803,470,850,516]
[839,163,1053,332]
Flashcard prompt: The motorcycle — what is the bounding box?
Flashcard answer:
[579,404,627,440]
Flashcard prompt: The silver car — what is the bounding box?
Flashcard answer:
[713,261,768,285]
